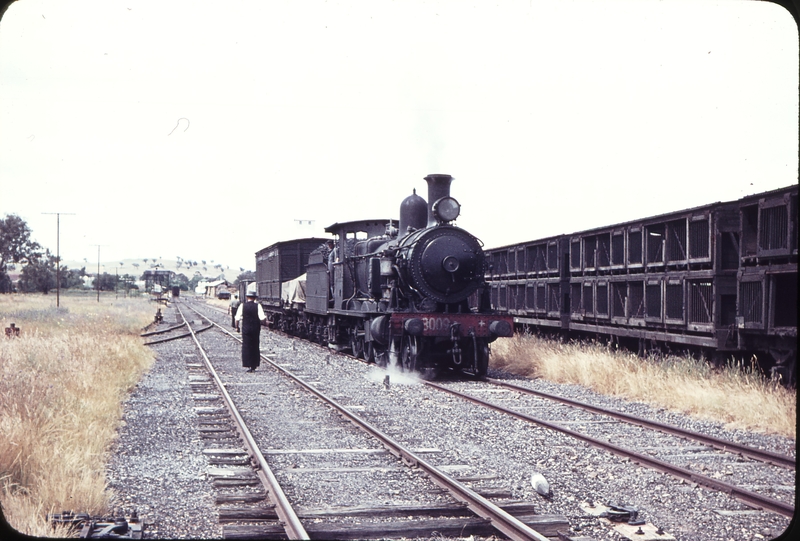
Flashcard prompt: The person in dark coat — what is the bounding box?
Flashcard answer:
[235,291,266,372]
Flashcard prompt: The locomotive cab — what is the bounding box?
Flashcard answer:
[322,218,395,312]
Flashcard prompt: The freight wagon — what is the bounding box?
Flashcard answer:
[484,185,797,381]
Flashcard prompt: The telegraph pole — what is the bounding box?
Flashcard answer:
[91,244,108,302]
[42,212,75,308]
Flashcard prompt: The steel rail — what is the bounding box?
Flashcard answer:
[485,378,796,470]
[143,324,213,346]
[175,304,310,540]
[426,381,795,518]
[140,322,186,337]
[194,302,796,517]
[199,303,795,507]
[185,302,552,541]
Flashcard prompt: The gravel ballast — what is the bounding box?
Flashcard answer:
[105,301,795,540]
[105,319,222,539]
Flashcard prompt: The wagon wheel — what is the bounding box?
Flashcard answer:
[475,344,489,378]
[401,335,420,373]
[350,332,364,359]
[474,341,490,378]
[313,323,324,344]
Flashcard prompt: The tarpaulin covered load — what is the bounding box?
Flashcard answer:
[281,273,307,305]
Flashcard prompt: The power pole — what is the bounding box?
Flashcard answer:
[42,212,75,308]
[91,244,108,302]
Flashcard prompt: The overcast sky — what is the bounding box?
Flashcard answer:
[1,0,797,275]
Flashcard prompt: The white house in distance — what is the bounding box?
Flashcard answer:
[195,279,231,298]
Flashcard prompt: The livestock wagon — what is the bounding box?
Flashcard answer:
[484,185,797,380]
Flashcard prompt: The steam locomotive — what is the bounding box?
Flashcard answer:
[251,174,514,379]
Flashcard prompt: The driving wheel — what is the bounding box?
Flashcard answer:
[401,335,420,373]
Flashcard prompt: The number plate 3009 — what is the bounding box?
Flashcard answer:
[422,317,450,332]
[390,313,501,337]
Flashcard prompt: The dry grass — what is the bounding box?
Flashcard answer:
[0,293,155,537]
[491,333,796,439]
[206,297,232,312]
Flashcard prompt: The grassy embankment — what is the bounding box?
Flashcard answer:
[0,292,155,537]
[491,333,796,439]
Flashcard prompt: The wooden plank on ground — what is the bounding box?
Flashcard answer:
[217,505,277,522]
[215,492,267,504]
[223,514,568,539]
[292,501,541,519]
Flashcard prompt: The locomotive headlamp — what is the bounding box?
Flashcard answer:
[432,196,461,223]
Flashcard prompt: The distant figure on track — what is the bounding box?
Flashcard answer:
[229,294,241,332]
[236,291,266,372]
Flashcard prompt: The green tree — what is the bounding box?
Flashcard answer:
[63,267,87,289]
[95,272,118,291]
[0,272,13,293]
[173,273,190,291]
[118,274,138,293]
[187,272,204,292]
[235,270,255,286]
[18,250,57,294]
[1,214,42,293]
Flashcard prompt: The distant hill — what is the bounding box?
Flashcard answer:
[59,258,247,281]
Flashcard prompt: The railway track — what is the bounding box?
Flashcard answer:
[427,381,795,518]
[481,379,795,470]
[176,299,568,540]
[174,303,308,539]
[177,300,794,539]
[256,305,796,506]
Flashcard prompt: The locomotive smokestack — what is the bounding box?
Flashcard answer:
[424,174,453,226]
